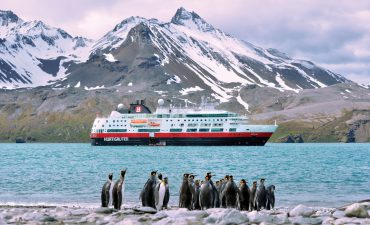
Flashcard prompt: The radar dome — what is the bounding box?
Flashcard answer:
[158,99,164,106]
[117,103,124,110]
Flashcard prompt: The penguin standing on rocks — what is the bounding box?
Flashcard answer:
[155,175,166,210]
[221,175,229,208]
[112,169,127,210]
[193,180,201,210]
[206,172,220,208]
[256,178,267,210]
[179,173,193,209]
[239,179,250,211]
[140,170,158,208]
[266,185,275,210]
[101,173,113,207]
[221,175,239,208]
[199,174,214,209]
[250,181,257,210]
[163,177,170,209]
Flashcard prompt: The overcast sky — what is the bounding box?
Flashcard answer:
[1,0,370,85]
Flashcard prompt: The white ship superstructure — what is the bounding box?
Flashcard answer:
[90,100,277,146]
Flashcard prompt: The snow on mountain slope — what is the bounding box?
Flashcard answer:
[0,7,349,98]
[0,10,93,89]
[59,7,348,103]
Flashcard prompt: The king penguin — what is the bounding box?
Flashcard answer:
[163,177,170,209]
[101,173,113,207]
[239,179,250,211]
[266,185,275,210]
[179,173,193,209]
[256,178,267,210]
[140,170,157,208]
[250,181,257,210]
[112,169,127,210]
[193,179,201,210]
[199,174,214,210]
[156,175,166,210]
[221,175,239,208]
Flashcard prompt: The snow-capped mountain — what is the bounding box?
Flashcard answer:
[1,7,349,102]
[58,7,348,103]
[0,10,93,88]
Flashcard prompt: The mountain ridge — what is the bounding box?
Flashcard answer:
[1,7,349,98]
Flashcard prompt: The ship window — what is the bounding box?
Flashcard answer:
[229,128,236,132]
[170,128,182,132]
[138,129,160,132]
[211,128,223,132]
[180,124,184,127]
[113,120,115,122]
[199,128,209,132]
[186,128,197,132]
[109,125,111,127]
[102,125,104,127]
[107,129,127,132]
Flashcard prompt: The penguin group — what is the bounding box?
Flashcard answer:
[100,169,127,210]
[177,173,275,211]
[101,169,275,212]
[140,171,170,211]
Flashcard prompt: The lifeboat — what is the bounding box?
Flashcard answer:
[149,122,160,127]
[130,119,148,127]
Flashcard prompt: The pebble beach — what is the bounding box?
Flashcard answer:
[1,201,369,225]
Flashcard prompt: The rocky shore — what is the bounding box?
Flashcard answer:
[0,201,369,224]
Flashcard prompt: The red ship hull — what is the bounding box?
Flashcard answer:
[90,132,273,146]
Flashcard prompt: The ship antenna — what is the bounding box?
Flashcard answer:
[185,99,188,108]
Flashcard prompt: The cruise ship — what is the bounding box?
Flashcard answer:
[90,99,278,146]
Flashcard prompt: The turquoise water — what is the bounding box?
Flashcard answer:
[0,143,369,208]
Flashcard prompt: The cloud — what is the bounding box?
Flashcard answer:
[1,0,370,84]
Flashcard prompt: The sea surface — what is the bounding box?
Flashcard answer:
[0,143,369,208]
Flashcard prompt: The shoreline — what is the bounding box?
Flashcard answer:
[1,201,368,224]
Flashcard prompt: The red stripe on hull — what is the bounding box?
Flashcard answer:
[90,132,273,139]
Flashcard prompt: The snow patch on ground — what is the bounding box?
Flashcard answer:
[345,89,351,93]
[236,93,250,112]
[128,82,133,86]
[84,85,105,90]
[103,53,117,62]
[275,73,300,93]
[74,81,81,88]
[180,86,204,95]
[166,75,181,84]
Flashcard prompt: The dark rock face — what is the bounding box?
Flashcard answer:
[280,135,304,143]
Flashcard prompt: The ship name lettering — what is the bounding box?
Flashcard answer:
[104,137,129,141]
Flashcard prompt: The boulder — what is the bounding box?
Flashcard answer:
[344,203,369,218]
[289,204,315,217]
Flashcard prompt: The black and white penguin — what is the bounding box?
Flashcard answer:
[250,181,257,210]
[193,180,201,210]
[221,175,239,208]
[199,175,214,210]
[112,169,127,210]
[266,185,275,210]
[239,179,250,211]
[163,177,170,209]
[206,172,220,208]
[179,173,193,209]
[220,175,229,208]
[155,175,167,210]
[101,173,113,207]
[256,178,267,210]
[140,170,157,208]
